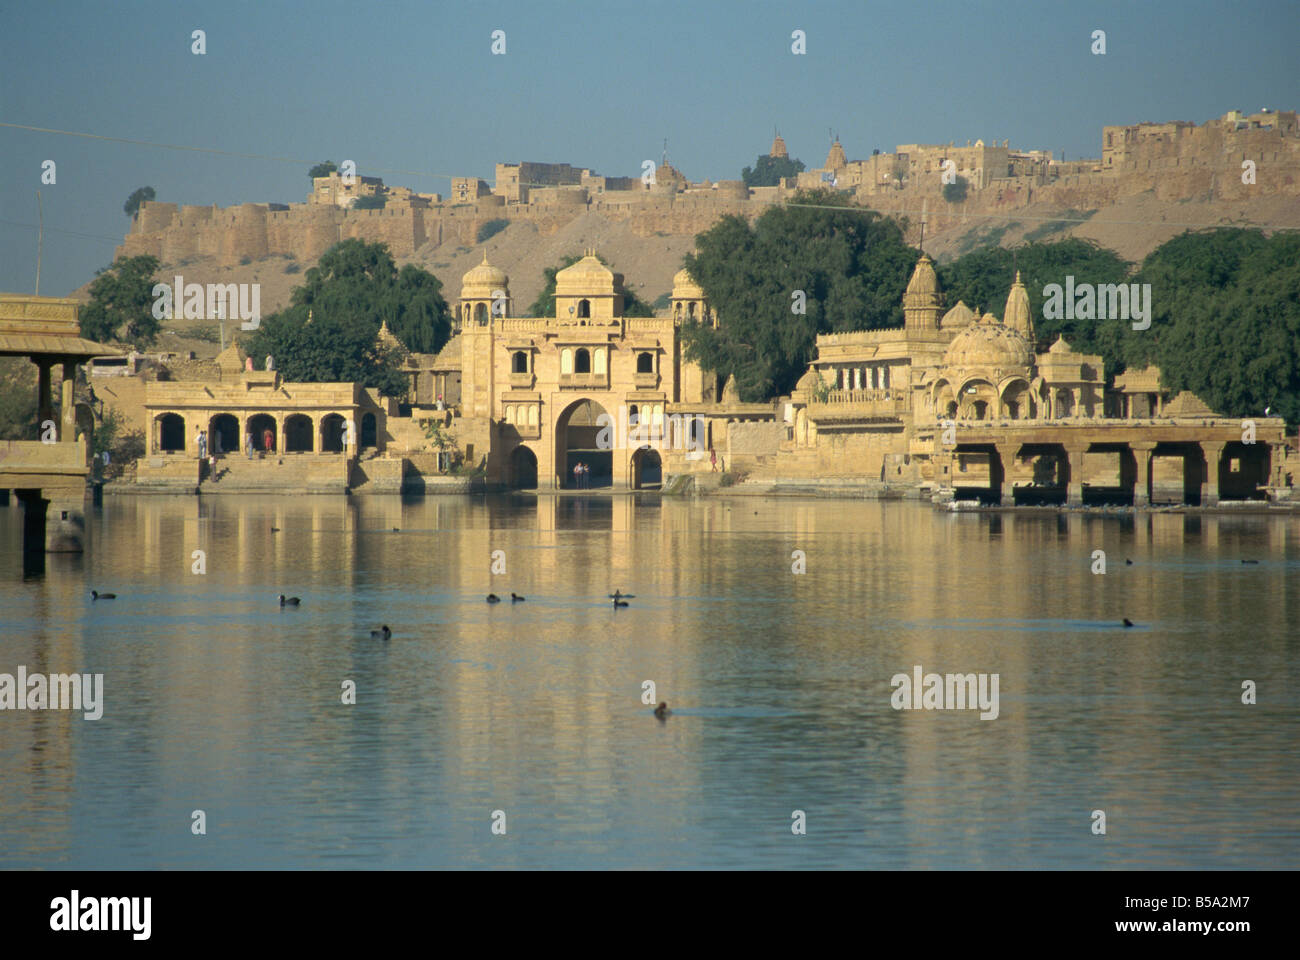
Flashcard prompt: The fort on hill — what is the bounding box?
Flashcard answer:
[116,108,1300,270]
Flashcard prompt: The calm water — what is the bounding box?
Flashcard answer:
[1,494,1297,869]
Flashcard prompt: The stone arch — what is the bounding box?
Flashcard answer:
[956,379,997,420]
[473,302,488,325]
[208,413,239,455]
[284,414,314,452]
[320,413,347,453]
[555,398,610,488]
[509,445,538,489]
[631,448,663,489]
[155,412,186,453]
[1000,378,1031,420]
[247,413,277,452]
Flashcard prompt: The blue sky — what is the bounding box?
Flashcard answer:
[1,0,1296,295]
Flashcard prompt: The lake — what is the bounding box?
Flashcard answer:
[1,494,1296,868]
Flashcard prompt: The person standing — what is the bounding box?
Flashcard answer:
[196,427,207,460]
[710,447,718,472]
[245,356,254,373]
[573,462,581,489]
[265,354,274,372]
[262,426,274,454]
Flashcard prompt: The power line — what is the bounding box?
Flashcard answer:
[0,218,122,243]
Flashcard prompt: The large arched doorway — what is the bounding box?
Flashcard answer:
[321,414,347,453]
[284,414,314,452]
[208,414,238,456]
[155,413,185,453]
[510,446,538,489]
[555,398,611,488]
[247,414,277,452]
[631,448,662,489]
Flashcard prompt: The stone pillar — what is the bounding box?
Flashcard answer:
[277,417,287,456]
[1130,442,1155,507]
[994,443,1017,504]
[36,360,53,432]
[1065,445,1087,506]
[61,362,77,440]
[1201,441,1225,506]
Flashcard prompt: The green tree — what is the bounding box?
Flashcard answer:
[0,358,39,441]
[1124,229,1300,426]
[352,194,386,210]
[124,186,156,218]
[526,254,655,318]
[741,154,806,187]
[937,239,1133,362]
[681,189,917,401]
[942,175,969,204]
[309,161,338,180]
[244,239,451,396]
[80,255,162,349]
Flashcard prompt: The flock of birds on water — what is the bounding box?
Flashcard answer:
[87,543,1266,720]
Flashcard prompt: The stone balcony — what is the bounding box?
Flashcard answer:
[808,389,909,422]
[559,372,609,390]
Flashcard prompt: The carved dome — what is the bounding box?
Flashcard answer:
[943,316,1033,372]
[941,300,975,329]
[672,267,704,299]
[795,367,819,393]
[555,251,618,296]
[461,253,508,296]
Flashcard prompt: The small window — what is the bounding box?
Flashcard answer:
[577,299,591,319]
[575,349,591,374]
[512,351,528,374]
[637,352,654,374]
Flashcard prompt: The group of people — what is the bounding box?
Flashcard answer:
[572,461,593,488]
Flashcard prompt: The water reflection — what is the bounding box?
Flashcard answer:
[0,495,1297,868]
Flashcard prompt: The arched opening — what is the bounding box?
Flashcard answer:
[577,299,591,319]
[1002,380,1029,420]
[473,302,488,325]
[156,413,185,453]
[631,448,662,489]
[688,302,697,319]
[284,414,314,453]
[637,352,654,373]
[509,446,538,489]
[360,412,377,448]
[512,351,528,374]
[321,413,347,453]
[958,380,996,420]
[208,414,239,456]
[555,398,611,489]
[1055,389,1074,418]
[972,400,988,420]
[575,348,591,374]
[247,413,277,453]
[1218,441,1270,501]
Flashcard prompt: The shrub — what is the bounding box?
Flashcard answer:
[476,219,509,243]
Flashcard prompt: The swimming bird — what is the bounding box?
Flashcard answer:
[91,590,116,600]
[1241,559,1259,565]
[369,625,392,640]
[613,598,629,608]
[1122,618,1134,628]
[271,527,281,533]
[511,592,526,602]
[1125,559,1134,565]
[486,594,501,603]
[279,594,300,606]
[654,702,670,719]
[392,527,400,532]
